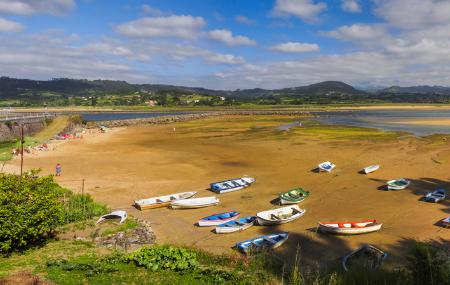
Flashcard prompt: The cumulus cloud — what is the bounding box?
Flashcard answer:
[141,4,166,16]
[235,15,255,25]
[270,42,319,53]
[208,29,256,46]
[0,17,23,32]
[273,0,327,23]
[341,0,361,13]
[324,24,387,41]
[116,15,206,39]
[0,0,75,16]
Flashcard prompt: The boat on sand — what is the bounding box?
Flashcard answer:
[210,177,256,194]
[386,179,410,190]
[318,219,382,235]
[279,188,310,205]
[134,191,197,210]
[441,217,450,228]
[256,205,305,225]
[215,216,256,234]
[171,197,219,209]
[198,211,240,227]
[236,232,289,254]
[342,244,388,272]
[424,189,447,203]
[318,161,335,172]
[363,165,380,174]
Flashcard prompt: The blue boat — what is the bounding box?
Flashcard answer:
[210,177,256,194]
[198,211,240,227]
[236,232,289,254]
[215,216,257,234]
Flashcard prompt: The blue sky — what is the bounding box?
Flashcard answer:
[1,0,450,89]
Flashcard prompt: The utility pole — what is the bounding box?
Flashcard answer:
[20,123,24,178]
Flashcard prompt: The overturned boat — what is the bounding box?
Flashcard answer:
[280,188,310,205]
[363,165,380,174]
[236,232,289,254]
[386,178,410,190]
[170,196,219,209]
[342,244,388,272]
[134,191,197,210]
[215,216,256,234]
[318,219,382,235]
[318,161,335,172]
[96,210,127,224]
[198,211,240,227]
[256,205,306,225]
[210,177,256,194]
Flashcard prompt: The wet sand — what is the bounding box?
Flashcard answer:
[4,115,449,267]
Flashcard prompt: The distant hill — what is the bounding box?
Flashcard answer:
[380,85,450,94]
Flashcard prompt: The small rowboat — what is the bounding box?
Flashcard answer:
[215,216,256,234]
[280,188,310,205]
[386,179,410,190]
[318,219,382,235]
[134,191,197,210]
[170,197,219,209]
[363,165,380,174]
[96,210,127,224]
[210,177,256,194]
[256,205,305,225]
[236,232,289,254]
[342,244,388,272]
[424,189,447,203]
[318,161,335,172]
[441,217,450,228]
[198,211,240,227]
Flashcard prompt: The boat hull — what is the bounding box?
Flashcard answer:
[256,205,305,225]
[198,212,240,227]
[363,165,380,174]
[342,244,388,272]
[236,233,289,254]
[171,202,219,209]
[319,223,382,235]
[134,191,197,210]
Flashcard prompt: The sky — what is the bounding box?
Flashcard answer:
[1,0,450,90]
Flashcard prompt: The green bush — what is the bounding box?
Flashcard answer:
[63,193,108,224]
[128,245,199,272]
[0,172,64,253]
[409,242,450,285]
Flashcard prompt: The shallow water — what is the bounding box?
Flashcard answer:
[315,109,450,136]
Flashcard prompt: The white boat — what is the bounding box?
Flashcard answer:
[256,205,305,225]
[386,179,410,190]
[215,216,257,234]
[197,211,240,227]
[441,217,450,228]
[134,191,197,210]
[363,165,380,174]
[210,177,256,194]
[96,210,127,224]
[318,161,335,172]
[342,244,388,272]
[170,197,219,209]
[236,232,289,254]
[424,189,447,203]
[318,219,382,235]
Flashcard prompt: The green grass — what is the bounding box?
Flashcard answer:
[100,219,139,237]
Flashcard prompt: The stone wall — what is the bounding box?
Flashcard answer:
[86,110,311,128]
[0,120,46,142]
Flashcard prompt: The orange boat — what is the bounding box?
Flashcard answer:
[318,219,382,235]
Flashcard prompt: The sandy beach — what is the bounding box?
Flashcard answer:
[4,115,449,267]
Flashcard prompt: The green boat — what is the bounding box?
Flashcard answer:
[279,188,310,205]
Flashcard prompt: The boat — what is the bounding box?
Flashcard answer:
[441,217,450,228]
[318,161,335,172]
[210,177,256,194]
[198,211,240,227]
[170,197,219,209]
[256,205,305,225]
[363,165,380,174]
[236,232,289,254]
[215,216,257,234]
[279,188,310,205]
[424,189,447,203]
[96,210,127,224]
[318,219,382,235]
[386,179,410,190]
[134,191,197,210]
[342,244,388,272]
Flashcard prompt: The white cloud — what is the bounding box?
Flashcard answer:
[141,4,165,16]
[273,0,327,23]
[208,29,256,46]
[0,17,23,32]
[0,0,75,16]
[235,15,255,25]
[270,42,319,53]
[324,24,387,41]
[116,15,206,39]
[341,0,361,13]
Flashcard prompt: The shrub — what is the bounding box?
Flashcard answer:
[0,172,64,253]
[409,242,450,285]
[63,193,108,224]
[128,245,198,272]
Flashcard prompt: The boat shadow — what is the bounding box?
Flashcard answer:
[270,197,281,206]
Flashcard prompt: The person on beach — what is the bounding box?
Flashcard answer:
[55,163,62,176]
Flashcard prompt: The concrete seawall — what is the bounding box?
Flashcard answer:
[86,110,312,128]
